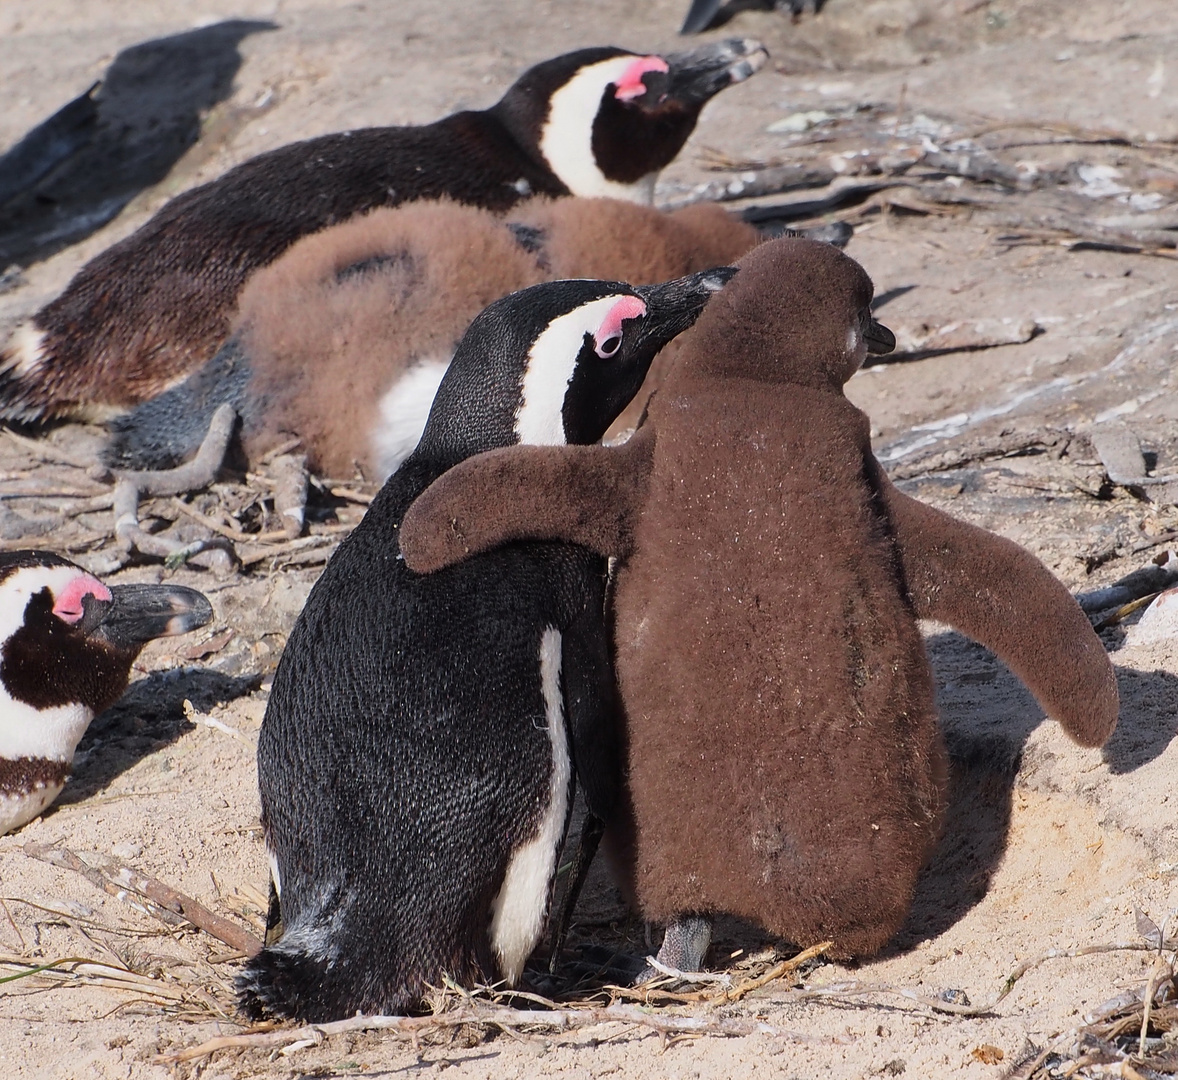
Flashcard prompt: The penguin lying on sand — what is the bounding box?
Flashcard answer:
[398,237,1119,971]
[0,39,766,424]
[236,267,735,1021]
[0,551,212,834]
[103,197,759,483]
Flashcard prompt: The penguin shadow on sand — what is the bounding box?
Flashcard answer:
[889,632,1178,953]
[0,19,275,268]
[53,667,260,810]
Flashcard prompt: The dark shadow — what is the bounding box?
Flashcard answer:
[889,632,1178,952]
[0,19,276,268]
[872,284,918,312]
[55,667,260,806]
[862,326,1047,369]
[1102,664,1178,774]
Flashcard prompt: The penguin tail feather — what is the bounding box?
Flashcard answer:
[236,946,341,1022]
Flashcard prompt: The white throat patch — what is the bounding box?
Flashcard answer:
[514,295,628,446]
[538,56,659,204]
[489,627,571,984]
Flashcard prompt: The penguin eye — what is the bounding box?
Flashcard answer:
[595,333,622,358]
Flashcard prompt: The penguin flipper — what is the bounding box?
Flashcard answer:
[872,464,1118,748]
[399,425,655,573]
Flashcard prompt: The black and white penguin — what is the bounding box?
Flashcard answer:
[0,551,213,834]
[235,266,735,1022]
[0,39,765,423]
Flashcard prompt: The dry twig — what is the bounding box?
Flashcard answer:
[21,843,262,957]
[154,1001,839,1064]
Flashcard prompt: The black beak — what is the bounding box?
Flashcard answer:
[663,38,768,104]
[91,583,214,650]
[634,267,738,351]
[865,317,897,356]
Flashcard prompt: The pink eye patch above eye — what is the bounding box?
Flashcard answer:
[613,56,670,102]
[596,296,647,346]
[52,575,112,623]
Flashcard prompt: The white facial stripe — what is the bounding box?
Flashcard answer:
[372,355,451,480]
[539,56,659,203]
[514,295,632,446]
[489,627,571,984]
[0,566,100,644]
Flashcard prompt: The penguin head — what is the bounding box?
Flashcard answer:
[0,551,213,718]
[683,237,896,390]
[0,551,212,834]
[495,39,767,203]
[417,267,737,460]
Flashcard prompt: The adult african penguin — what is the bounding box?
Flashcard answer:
[236,267,736,1022]
[0,39,765,423]
[0,551,213,834]
[397,238,1119,973]
[101,197,761,483]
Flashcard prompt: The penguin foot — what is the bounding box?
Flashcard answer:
[633,914,714,985]
[110,402,237,574]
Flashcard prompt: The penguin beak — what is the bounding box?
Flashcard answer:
[865,317,897,356]
[633,266,738,349]
[90,583,214,650]
[662,38,769,105]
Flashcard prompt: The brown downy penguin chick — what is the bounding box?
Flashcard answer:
[102,197,760,481]
[396,237,1119,967]
[0,39,766,423]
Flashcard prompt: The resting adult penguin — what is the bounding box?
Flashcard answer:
[397,237,1120,971]
[0,551,212,834]
[102,197,760,482]
[0,39,766,423]
[235,267,735,1021]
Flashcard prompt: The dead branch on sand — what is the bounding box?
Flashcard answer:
[22,843,262,957]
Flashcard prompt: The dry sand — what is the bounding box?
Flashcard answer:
[1,1,1177,1077]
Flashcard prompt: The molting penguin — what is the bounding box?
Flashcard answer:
[102,197,761,482]
[0,39,765,424]
[397,237,1120,970]
[0,551,213,834]
[235,267,735,1022]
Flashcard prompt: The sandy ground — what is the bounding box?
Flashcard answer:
[1,1,1177,1077]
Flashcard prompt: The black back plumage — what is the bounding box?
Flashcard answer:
[237,273,732,1021]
